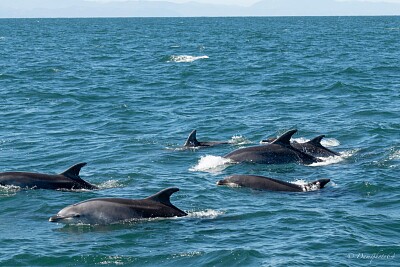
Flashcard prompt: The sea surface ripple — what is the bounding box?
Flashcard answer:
[0,17,399,266]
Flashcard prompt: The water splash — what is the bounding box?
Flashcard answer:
[260,137,340,147]
[388,148,400,160]
[290,137,340,147]
[168,55,209,63]
[189,155,232,173]
[97,179,123,189]
[187,209,224,219]
[310,149,356,166]
[229,135,251,145]
[0,184,21,196]
[292,179,324,192]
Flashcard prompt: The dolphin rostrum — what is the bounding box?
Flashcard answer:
[217,175,330,192]
[224,129,321,165]
[261,134,340,157]
[184,129,229,148]
[0,162,98,190]
[49,187,187,225]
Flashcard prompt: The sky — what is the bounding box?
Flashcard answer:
[89,0,400,5]
[1,0,400,18]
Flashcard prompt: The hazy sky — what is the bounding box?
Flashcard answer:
[1,0,400,17]
[93,0,400,4]
[91,0,400,2]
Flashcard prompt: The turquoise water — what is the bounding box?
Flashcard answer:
[0,17,399,266]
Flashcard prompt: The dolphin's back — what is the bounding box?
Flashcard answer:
[218,175,330,192]
[73,198,185,223]
[224,129,320,165]
[218,175,304,192]
[0,163,97,190]
[292,135,340,157]
[0,172,74,189]
[49,187,187,224]
[224,144,301,164]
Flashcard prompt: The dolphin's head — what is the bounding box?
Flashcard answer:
[49,199,134,225]
[49,205,84,224]
[48,201,102,224]
[216,176,241,187]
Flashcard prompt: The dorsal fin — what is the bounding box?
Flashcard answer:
[306,135,340,156]
[307,135,325,147]
[184,130,200,147]
[60,162,87,180]
[271,129,297,146]
[146,187,179,206]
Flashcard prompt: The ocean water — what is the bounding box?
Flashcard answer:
[0,16,399,266]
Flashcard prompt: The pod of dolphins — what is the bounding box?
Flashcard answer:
[0,129,339,225]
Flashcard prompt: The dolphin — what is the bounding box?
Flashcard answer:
[217,175,330,192]
[49,187,187,225]
[184,129,229,148]
[224,129,321,165]
[261,134,340,157]
[0,162,98,190]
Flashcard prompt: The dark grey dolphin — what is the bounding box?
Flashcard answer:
[224,129,321,165]
[0,162,98,190]
[261,134,340,157]
[49,187,187,225]
[184,129,230,148]
[217,175,330,192]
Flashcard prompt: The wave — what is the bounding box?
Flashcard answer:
[189,155,232,173]
[168,55,209,63]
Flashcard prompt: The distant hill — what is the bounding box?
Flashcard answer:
[1,0,400,18]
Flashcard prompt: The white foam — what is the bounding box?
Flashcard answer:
[291,179,320,192]
[0,184,21,194]
[310,149,356,166]
[98,179,123,189]
[389,149,400,160]
[171,251,203,259]
[99,256,125,265]
[229,135,251,145]
[320,138,340,147]
[187,209,224,219]
[168,55,209,63]
[290,137,340,147]
[219,182,241,188]
[259,137,340,147]
[189,155,232,173]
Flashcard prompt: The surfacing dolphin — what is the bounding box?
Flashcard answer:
[0,162,98,190]
[224,129,321,165]
[184,129,230,148]
[49,187,187,225]
[261,134,340,157]
[217,175,330,192]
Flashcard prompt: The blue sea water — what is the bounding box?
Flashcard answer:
[0,16,399,266]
